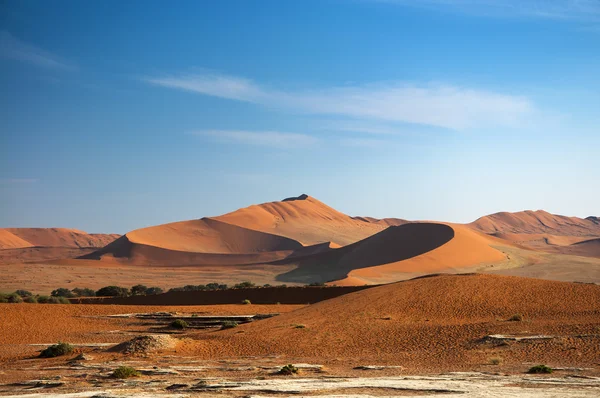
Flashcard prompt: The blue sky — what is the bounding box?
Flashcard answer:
[1,0,599,233]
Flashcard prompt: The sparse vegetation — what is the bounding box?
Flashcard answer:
[71,287,96,297]
[131,284,149,296]
[23,296,38,303]
[6,293,23,303]
[14,289,33,298]
[39,342,74,358]
[170,319,189,329]
[489,357,503,365]
[221,321,238,330]
[293,324,306,329]
[146,286,163,295]
[234,281,256,289]
[112,365,141,379]
[242,299,251,305]
[51,288,74,298]
[508,314,523,322]
[278,364,299,375]
[527,364,552,374]
[96,286,130,297]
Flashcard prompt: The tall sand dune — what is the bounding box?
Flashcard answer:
[0,229,34,249]
[213,194,389,246]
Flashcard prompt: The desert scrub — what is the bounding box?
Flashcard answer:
[293,324,306,329]
[112,366,141,379]
[489,357,503,365]
[242,299,251,305]
[6,293,23,303]
[508,314,523,322]
[221,320,238,330]
[278,364,299,375]
[39,342,74,358]
[528,364,552,374]
[23,296,38,303]
[170,319,189,329]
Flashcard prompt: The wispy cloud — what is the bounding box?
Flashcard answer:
[372,0,600,22]
[0,31,73,70]
[0,178,38,184]
[341,137,389,148]
[148,72,534,131]
[188,130,318,148]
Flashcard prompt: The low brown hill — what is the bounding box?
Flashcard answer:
[469,210,600,237]
[3,228,119,248]
[190,274,600,366]
[213,195,388,246]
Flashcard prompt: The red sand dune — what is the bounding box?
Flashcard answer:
[2,228,119,248]
[470,210,600,236]
[214,194,390,246]
[183,274,600,368]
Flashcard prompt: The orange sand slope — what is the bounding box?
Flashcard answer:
[336,224,507,285]
[0,228,118,249]
[186,274,600,365]
[214,194,394,246]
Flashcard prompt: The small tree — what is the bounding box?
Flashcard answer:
[131,284,148,296]
[171,319,189,329]
[51,288,74,298]
[14,289,33,298]
[234,281,255,289]
[96,286,130,297]
[39,342,74,358]
[145,287,163,295]
[7,293,23,303]
[72,288,96,297]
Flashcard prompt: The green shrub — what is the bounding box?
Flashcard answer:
[24,296,38,303]
[71,288,96,297]
[242,299,251,305]
[146,286,163,295]
[7,293,23,303]
[51,288,74,298]
[527,364,552,374]
[278,364,299,375]
[39,342,74,358]
[58,297,70,304]
[15,289,33,297]
[508,314,523,322]
[170,319,189,329]
[234,281,256,289]
[293,324,306,329]
[221,321,238,330]
[36,295,51,303]
[96,286,130,297]
[111,366,141,379]
[131,284,148,296]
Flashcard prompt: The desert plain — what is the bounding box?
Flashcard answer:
[1,195,600,397]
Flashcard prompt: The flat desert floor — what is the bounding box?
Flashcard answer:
[1,274,599,397]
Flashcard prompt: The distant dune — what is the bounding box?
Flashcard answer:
[0,227,118,250]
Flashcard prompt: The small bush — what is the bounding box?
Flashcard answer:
[24,296,38,303]
[278,364,299,375]
[7,293,23,303]
[527,364,552,374]
[72,287,96,297]
[171,319,189,329]
[234,281,255,289]
[131,284,148,296]
[96,286,130,297]
[51,288,74,298]
[242,299,251,305]
[0,293,8,303]
[293,324,306,329]
[15,289,33,298]
[39,342,74,358]
[37,295,51,303]
[508,314,523,322]
[221,321,238,330]
[112,365,141,379]
[146,286,163,295]
[489,357,503,365]
[58,297,70,304]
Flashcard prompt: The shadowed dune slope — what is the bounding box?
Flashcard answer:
[335,224,507,285]
[194,274,600,360]
[278,223,455,283]
[213,194,388,246]
[470,210,600,236]
[1,228,118,248]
